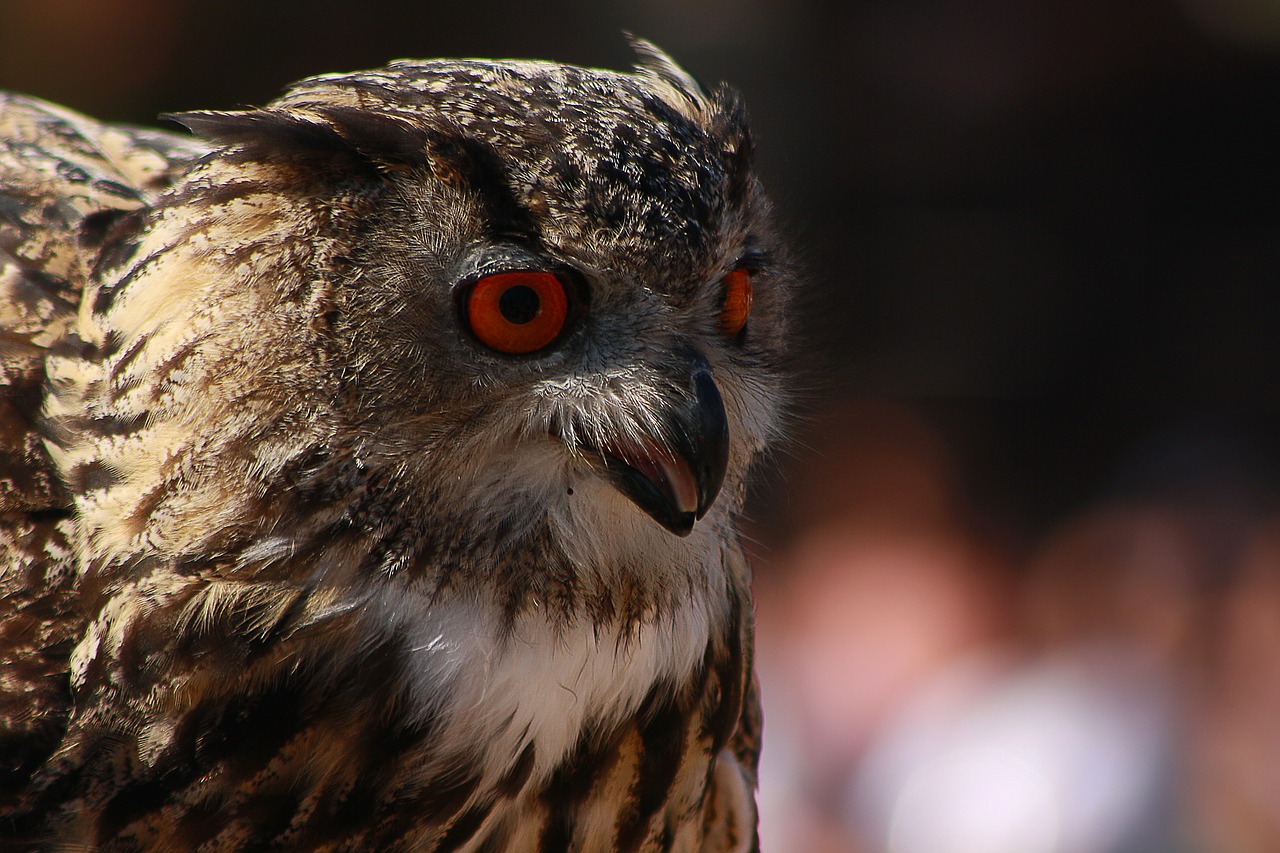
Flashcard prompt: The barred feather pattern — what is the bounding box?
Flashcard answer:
[0,45,788,852]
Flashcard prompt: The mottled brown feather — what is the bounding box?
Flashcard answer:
[0,95,208,831]
[0,46,789,852]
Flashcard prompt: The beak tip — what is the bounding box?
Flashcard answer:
[574,352,732,538]
[666,513,696,537]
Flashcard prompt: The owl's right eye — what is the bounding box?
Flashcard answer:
[463,271,570,355]
[719,267,753,340]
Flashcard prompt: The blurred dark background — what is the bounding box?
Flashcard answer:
[5,1,1280,849]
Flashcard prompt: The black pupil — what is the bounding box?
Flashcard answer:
[498,285,541,324]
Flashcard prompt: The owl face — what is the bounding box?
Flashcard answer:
[365,72,779,534]
[134,48,790,579]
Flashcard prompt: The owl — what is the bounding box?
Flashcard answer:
[0,41,790,852]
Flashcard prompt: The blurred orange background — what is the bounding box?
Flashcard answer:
[4,1,1279,849]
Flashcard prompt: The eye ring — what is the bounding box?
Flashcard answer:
[463,271,570,355]
[720,267,753,340]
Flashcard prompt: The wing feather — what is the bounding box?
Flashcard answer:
[0,92,207,822]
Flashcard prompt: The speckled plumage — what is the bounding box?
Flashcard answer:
[0,44,790,852]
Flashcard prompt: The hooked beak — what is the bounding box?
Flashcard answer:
[587,355,730,537]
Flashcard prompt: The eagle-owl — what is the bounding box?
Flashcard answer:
[0,41,790,852]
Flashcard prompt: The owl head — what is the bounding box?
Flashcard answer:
[74,43,791,595]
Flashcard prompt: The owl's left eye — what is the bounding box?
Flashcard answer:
[463,271,570,355]
[719,268,753,340]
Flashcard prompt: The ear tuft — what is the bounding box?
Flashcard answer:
[626,35,711,119]
[165,107,478,183]
[305,106,433,172]
[626,36,707,99]
[163,109,376,175]
[708,84,755,204]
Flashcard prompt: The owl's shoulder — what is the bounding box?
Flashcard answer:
[0,94,209,513]
[0,93,208,829]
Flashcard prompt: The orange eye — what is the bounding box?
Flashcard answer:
[465,271,569,354]
[720,268,753,339]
